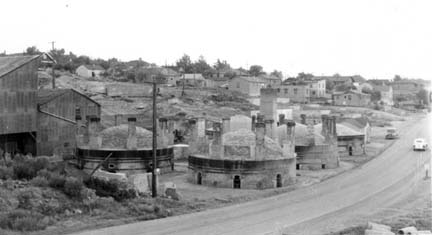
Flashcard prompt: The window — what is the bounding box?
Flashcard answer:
[294,88,298,95]
[312,91,316,95]
[284,88,288,94]
[348,95,352,101]
[75,107,81,118]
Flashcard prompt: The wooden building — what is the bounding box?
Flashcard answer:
[0,55,47,155]
[37,89,101,156]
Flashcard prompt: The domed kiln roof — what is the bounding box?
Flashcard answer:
[100,124,153,148]
[277,123,325,146]
[222,128,284,160]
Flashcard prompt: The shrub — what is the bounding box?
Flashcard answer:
[63,177,84,199]
[12,156,51,180]
[37,169,52,179]
[17,190,34,210]
[0,165,13,180]
[0,209,47,231]
[48,173,66,189]
[30,176,49,187]
[84,177,136,202]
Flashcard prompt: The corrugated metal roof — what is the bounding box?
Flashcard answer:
[0,55,40,78]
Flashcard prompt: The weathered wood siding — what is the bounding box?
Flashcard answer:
[37,90,101,156]
[0,60,38,135]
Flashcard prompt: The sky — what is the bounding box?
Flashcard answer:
[0,0,431,80]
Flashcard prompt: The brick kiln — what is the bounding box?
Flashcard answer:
[76,116,174,174]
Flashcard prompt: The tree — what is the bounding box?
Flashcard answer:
[297,72,313,80]
[193,55,212,74]
[176,54,193,73]
[213,59,231,71]
[417,88,430,105]
[394,75,402,81]
[270,70,283,79]
[249,65,265,77]
[25,46,40,55]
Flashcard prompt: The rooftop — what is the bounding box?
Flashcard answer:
[81,64,105,71]
[235,76,267,84]
[0,55,40,78]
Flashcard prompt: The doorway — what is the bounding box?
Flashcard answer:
[348,146,353,156]
[233,175,241,189]
[276,174,282,188]
[197,172,202,185]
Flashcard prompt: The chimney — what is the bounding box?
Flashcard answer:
[209,122,223,158]
[300,114,307,125]
[159,117,168,147]
[167,119,175,145]
[278,114,285,126]
[251,115,256,131]
[306,123,315,146]
[264,119,274,140]
[255,122,266,146]
[331,116,337,138]
[321,115,329,139]
[188,118,198,143]
[260,87,278,121]
[222,117,231,134]
[282,120,296,159]
[88,116,102,149]
[126,117,137,150]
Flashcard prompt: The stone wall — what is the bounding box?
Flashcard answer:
[296,144,339,170]
[188,155,296,189]
[337,137,365,157]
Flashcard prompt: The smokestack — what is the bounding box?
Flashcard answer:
[300,114,307,125]
[321,115,329,139]
[188,118,198,143]
[251,115,256,131]
[126,117,137,150]
[286,120,296,142]
[331,116,337,138]
[222,117,231,134]
[278,114,285,126]
[264,119,274,140]
[260,87,278,121]
[159,117,168,147]
[210,122,223,158]
[255,122,266,146]
[88,116,101,149]
[306,123,315,146]
[282,120,296,159]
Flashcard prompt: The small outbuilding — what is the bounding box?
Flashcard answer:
[76,64,105,78]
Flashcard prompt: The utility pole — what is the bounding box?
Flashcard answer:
[151,78,158,197]
[143,74,164,198]
[49,41,56,89]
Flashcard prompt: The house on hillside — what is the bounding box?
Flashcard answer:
[277,78,327,103]
[373,85,393,106]
[316,75,366,89]
[177,73,205,87]
[391,80,424,98]
[0,54,54,155]
[205,76,230,88]
[76,64,105,78]
[135,67,180,85]
[228,76,266,97]
[37,89,101,156]
[332,90,371,107]
[259,74,282,87]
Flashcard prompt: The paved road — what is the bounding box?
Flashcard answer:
[73,115,431,235]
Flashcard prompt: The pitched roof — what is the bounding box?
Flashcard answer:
[235,76,266,83]
[0,55,40,78]
[182,73,205,80]
[37,88,101,106]
[315,123,364,137]
[333,90,371,96]
[82,64,105,71]
[338,117,369,130]
[373,85,391,92]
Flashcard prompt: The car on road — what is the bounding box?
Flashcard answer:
[385,127,399,139]
[413,138,428,151]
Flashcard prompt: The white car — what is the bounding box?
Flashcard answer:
[413,138,428,151]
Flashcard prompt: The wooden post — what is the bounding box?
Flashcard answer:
[152,80,158,197]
